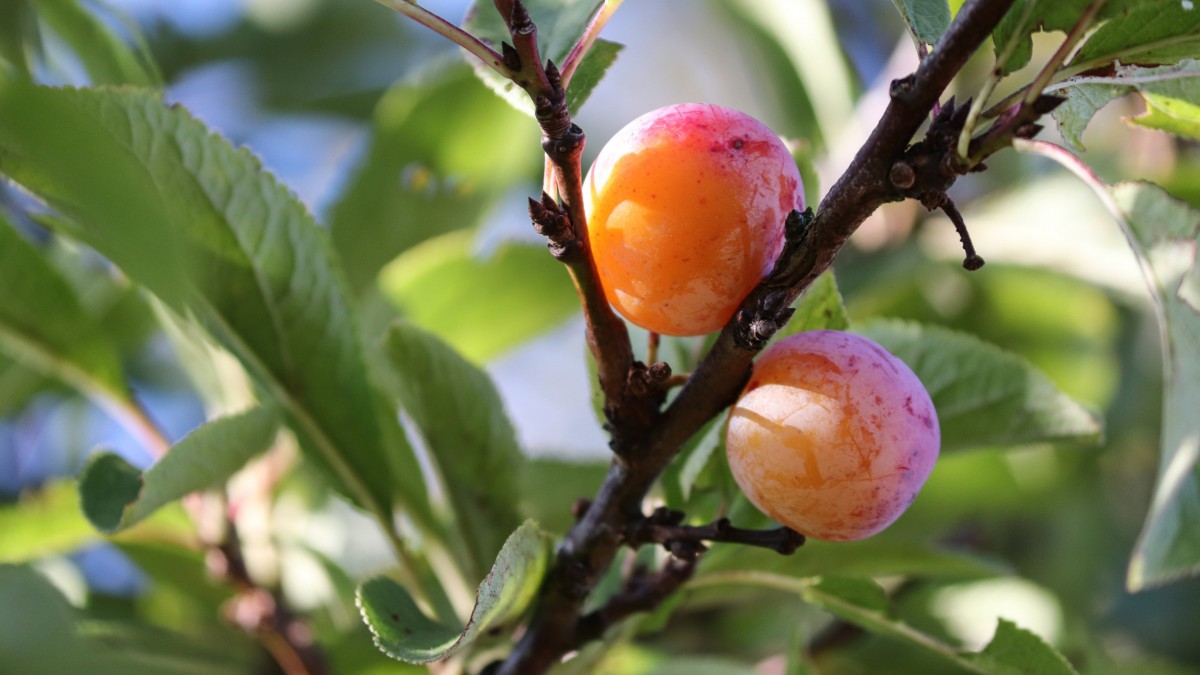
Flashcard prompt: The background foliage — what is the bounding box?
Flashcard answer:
[1,0,1199,673]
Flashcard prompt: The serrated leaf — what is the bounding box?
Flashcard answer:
[1074,0,1200,67]
[1107,184,1200,590]
[565,38,622,112]
[384,321,522,579]
[78,407,279,533]
[31,0,160,86]
[1052,82,1127,151]
[856,320,1102,451]
[462,0,618,115]
[329,64,537,294]
[358,521,553,664]
[964,619,1078,675]
[0,82,432,528]
[890,0,952,45]
[1052,61,1200,150]
[0,482,96,562]
[0,212,127,405]
[1018,144,1200,590]
[380,231,579,363]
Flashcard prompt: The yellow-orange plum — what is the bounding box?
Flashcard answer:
[725,331,939,541]
[583,103,804,336]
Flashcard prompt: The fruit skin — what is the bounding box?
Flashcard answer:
[583,103,804,336]
[725,330,939,541]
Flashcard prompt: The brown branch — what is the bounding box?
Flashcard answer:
[574,558,696,646]
[496,2,1017,673]
[625,507,806,561]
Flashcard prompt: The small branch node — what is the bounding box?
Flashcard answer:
[889,162,916,190]
[501,42,521,71]
[889,74,917,102]
[528,194,577,260]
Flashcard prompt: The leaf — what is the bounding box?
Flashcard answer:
[775,270,850,341]
[384,321,522,578]
[692,572,1078,674]
[78,407,279,533]
[890,0,952,45]
[462,0,618,115]
[1052,60,1200,150]
[516,458,609,534]
[0,212,127,405]
[701,538,1009,581]
[328,64,538,294]
[0,482,96,562]
[0,82,432,527]
[380,231,579,363]
[565,38,623,113]
[358,521,553,664]
[964,619,1078,675]
[992,0,1147,74]
[1074,0,1200,67]
[856,320,1102,451]
[30,0,160,86]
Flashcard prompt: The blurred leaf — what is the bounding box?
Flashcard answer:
[0,563,249,674]
[0,82,432,527]
[0,352,51,417]
[462,0,618,115]
[857,320,1102,451]
[78,407,279,534]
[701,538,1008,581]
[380,231,579,363]
[358,521,553,663]
[384,321,522,578]
[0,0,36,77]
[1106,184,1200,590]
[0,482,95,562]
[964,619,1078,675]
[647,659,758,675]
[517,457,609,534]
[31,0,160,86]
[0,212,127,406]
[890,0,952,45]
[329,64,538,293]
[1074,0,1200,67]
[693,573,1077,674]
[565,38,623,113]
[1053,60,1200,150]
[776,270,850,341]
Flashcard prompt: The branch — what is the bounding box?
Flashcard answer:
[373,0,514,80]
[625,507,806,561]
[497,1,1016,673]
[574,558,695,646]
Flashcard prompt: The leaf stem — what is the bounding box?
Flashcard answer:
[1022,0,1108,107]
[560,0,624,86]
[373,0,515,80]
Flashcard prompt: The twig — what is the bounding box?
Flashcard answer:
[574,558,695,646]
[625,507,806,561]
[373,0,514,80]
[561,0,624,86]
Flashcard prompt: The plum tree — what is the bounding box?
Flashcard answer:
[725,330,940,541]
[583,102,804,336]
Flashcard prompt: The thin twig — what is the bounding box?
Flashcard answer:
[373,0,514,80]
[561,0,624,86]
[1023,0,1108,106]
[625,507,806,561]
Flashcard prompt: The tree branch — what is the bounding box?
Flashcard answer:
[496,1,1017,673]
[625,507,806,561]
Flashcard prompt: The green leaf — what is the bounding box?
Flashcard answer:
[701,538,1008,581]
[0,482,96,562]
[517,457,609,534]
[380,231,579,363]
[0,212,127,404]
[775,270,850,341]
[992,0,1148,74]
[0,82,432,528]
[31,0,160,86]
[329,64,538,294]
[462,0,619,115]
[964,619,1078,675]
[692,572,1077,674]
[384,321,522,578]
[1052,60,1200,150]
[78,407,279,533]
[856,320,1102,451]
[890,0,952,45]
[358,521,553,663]
[565,38,623,113]
[1106,184,1200,590]
[1074,0,1200,67]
